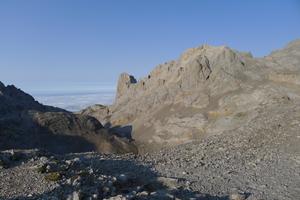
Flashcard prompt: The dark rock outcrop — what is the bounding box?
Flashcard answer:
[0,83,137,154]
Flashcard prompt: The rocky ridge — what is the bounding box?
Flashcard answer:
[0,83,137,154]
[81,39,300,153]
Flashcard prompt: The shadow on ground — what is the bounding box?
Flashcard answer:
[104,122,134,141]
[0,117,97,154]
[1,154,231,200]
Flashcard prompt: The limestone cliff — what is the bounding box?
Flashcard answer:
[82,40,300,153]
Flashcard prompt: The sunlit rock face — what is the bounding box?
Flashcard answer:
[81,40,300,153]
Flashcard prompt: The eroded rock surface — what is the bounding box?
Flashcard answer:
[82,39,300,153]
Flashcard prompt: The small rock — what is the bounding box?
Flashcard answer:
[150,192,157,196]
[102,186,110,193]
[46,164,51,171]
[107,180,113,187]
[65,160,72,165]
[73,176,82,186]
[111,176,117,183]
[229,192,246,200]
[137,191,148,196]
[135,186,142,192]
[92,194,98,199]
[72,191,81,200]
[39,156,48,163]
[73,157,80,162]
[66,178,72,185]
[117,174,128,184]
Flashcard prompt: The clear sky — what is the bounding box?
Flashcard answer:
[0,0,299,91]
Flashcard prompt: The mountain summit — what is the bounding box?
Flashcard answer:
[82,40,300,153]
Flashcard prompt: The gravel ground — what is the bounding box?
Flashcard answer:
[0,150,206,200]
[1,105,299,200]
[141,105,300,200]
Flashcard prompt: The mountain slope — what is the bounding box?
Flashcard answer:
[82,40,300,153]
[0,83,137,154]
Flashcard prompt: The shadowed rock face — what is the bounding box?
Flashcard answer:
[81,39,300,153]
[0,83,137,154]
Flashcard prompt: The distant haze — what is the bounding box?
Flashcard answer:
[34,91,115,112]
[3,81,116,111]
[28,82,116,111]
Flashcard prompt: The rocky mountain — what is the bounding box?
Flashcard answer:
[0,83,137,154]
[1,40,300,200]
[81,39,300,153]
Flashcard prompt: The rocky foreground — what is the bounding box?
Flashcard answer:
[0,149,207,200]
[1,100,299,200]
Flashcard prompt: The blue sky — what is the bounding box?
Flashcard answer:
[0,0,299,91]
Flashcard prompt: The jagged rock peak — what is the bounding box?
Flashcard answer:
[111,45,253,113]
[0,82,5,94]
[286,38,300,48]
[268,38,300,56]
[180,45,238,60]
[3,84,36,102]
[0,81,4,89]
[116,73,137,100]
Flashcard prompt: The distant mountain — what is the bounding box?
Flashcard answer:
[0,83,137,154]
[81,39,300,153]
